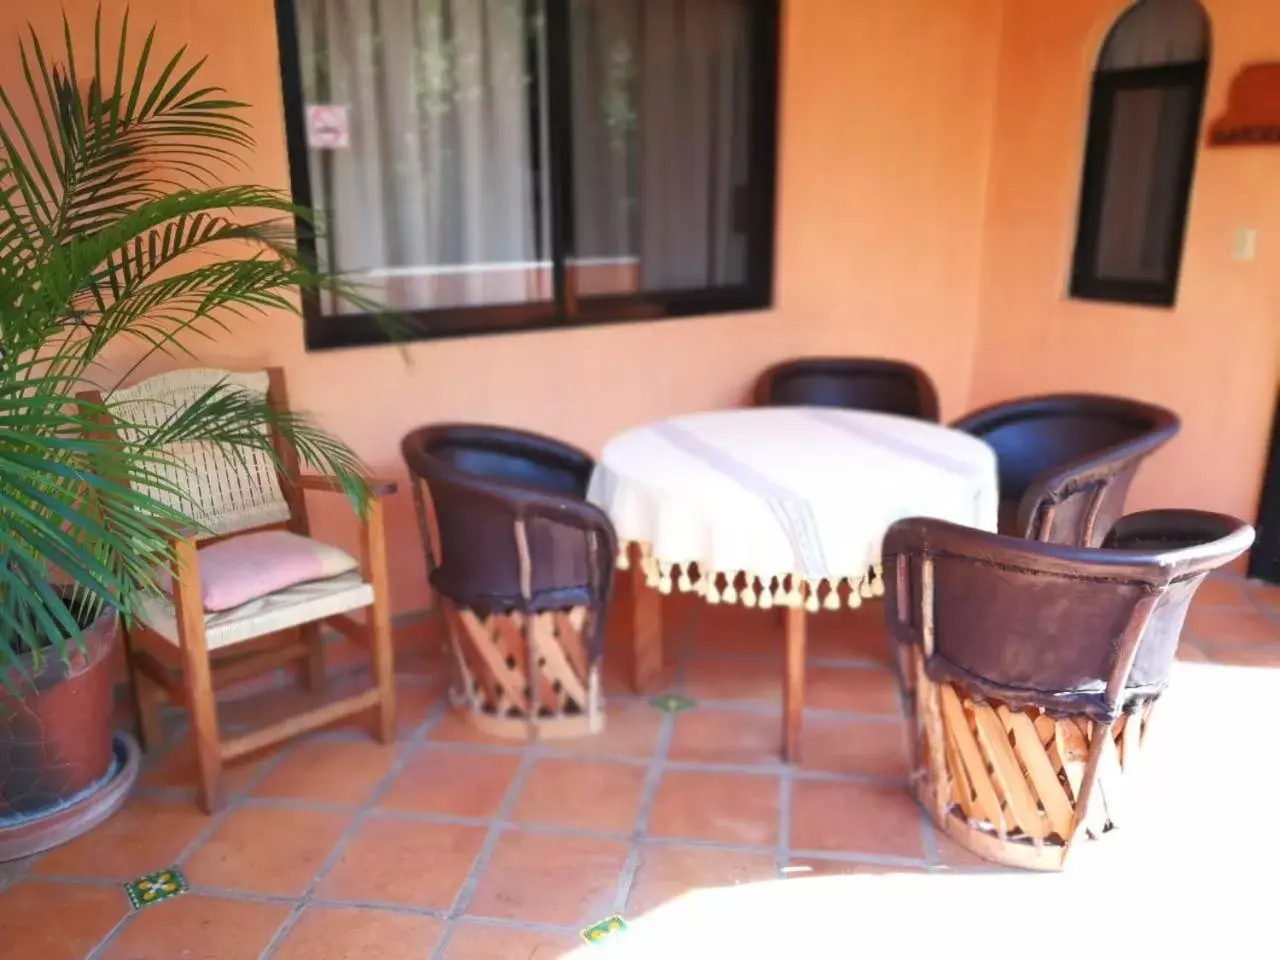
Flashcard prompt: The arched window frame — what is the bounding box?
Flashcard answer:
[1069,1,1210,308]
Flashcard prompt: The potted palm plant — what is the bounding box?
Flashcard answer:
[0,11,378,858]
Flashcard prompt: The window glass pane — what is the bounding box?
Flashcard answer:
[296,0,552,314]
[1098,0,1207,72]
[568,0,758,298]
[1093,84,1195,284]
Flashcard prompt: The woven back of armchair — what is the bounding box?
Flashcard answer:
[109,368,291,539]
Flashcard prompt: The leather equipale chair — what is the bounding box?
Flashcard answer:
[952,393,1179,547]
[882,509,1253,870]
[402,424,618,740]
[754,357,941,422]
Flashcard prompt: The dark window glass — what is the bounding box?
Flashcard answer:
[274,0,780,348]
[1070,0,1209,307]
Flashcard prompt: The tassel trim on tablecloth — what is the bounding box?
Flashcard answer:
[614,540,884,611]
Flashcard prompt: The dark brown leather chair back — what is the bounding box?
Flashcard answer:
[401,424,618,660]
[755,357,941,422]
[883,511,1253,722]
[952,393,1179,546]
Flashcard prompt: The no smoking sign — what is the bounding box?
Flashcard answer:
[306,104,350,150]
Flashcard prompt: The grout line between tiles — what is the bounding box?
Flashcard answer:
[64,591,947,959]
[18,873,122,889]
[81,911,134,960]
[918,804,941,867]
[636,835,775,856]
[307,897,448,919]
[786,848,927,869]
[257,696,448,960]
[611,715,673,915]
[451,913,584,937]
[684,649,893,671]
[85,734,301,960]
[776,766,793,877]
[174,739,304,867]
[426,749,539,960]
[411,693,904,726]
[375,810,631,844]
[685,699,903,723]
[188,885,300,905]
[610,596,697,916]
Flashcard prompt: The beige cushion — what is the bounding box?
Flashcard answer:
[139,572,373,651]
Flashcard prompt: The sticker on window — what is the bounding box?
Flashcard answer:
[306,104,350,150]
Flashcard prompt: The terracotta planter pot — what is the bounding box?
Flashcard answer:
[0,608,118,816]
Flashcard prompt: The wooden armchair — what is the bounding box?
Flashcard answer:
[80,367,396,813]
[882,510,1252,869]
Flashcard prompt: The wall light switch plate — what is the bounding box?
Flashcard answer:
[1231,227,1258,262]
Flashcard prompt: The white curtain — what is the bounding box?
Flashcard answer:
[297,0,550,310]
[295,0,754,310]
[570,0,753,292]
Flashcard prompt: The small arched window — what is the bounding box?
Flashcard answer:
[1070,0,1209,307]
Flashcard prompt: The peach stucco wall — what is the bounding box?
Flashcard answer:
[0,0,1002,613]
[972,0,1280,522]
[5,1,1276,615]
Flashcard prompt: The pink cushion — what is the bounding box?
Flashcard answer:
[157,531,360,613]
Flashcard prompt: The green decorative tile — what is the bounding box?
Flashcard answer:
[650,694,696,714]
[580,914,629,945]
[125,867,188,911]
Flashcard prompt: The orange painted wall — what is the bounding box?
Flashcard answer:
[972,0,1280,521]
[0,0,1003,613]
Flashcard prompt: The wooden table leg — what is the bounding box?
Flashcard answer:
[783,603,806,762]
[631,561,664,693]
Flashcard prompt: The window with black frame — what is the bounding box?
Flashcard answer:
[1069,0,1209,308]
[274,0,780,349]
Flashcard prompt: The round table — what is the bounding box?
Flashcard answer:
[587,407,999,759]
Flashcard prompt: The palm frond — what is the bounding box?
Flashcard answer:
[0,7,404,680]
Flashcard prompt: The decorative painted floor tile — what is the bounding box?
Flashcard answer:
[581,915,629,945]
[125,867,188,910]
[651,694,696,714]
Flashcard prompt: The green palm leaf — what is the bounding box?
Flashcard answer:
[0,6,403,690]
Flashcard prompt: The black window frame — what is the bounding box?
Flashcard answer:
[273,0,782,351]
[1069,59,1209,309]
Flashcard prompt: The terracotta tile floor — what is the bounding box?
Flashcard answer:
[5,572,1280,957]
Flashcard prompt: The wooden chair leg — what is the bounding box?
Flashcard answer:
[134,675,166,753]
[364,498,396,743]
[631,555,664,693]
[300,623,326,692]
[122,624,165,751]
[172,537,224,814]
[783,604,807,763]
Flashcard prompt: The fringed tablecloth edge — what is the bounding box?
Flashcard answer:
[614,540,885,611]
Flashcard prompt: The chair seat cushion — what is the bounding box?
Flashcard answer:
[157,531,360,612]
[140,572,374,651]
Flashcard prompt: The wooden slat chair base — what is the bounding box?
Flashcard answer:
[908,662,1151,871]
[442,602,603,741]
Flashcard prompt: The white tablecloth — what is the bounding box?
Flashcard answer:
[587,407,998,610]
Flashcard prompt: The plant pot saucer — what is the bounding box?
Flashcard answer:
[0,732,141,863]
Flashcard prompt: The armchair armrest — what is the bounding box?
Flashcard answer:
[298,474,399,497]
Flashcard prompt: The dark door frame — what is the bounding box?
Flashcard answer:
[1248,390,1280,582]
